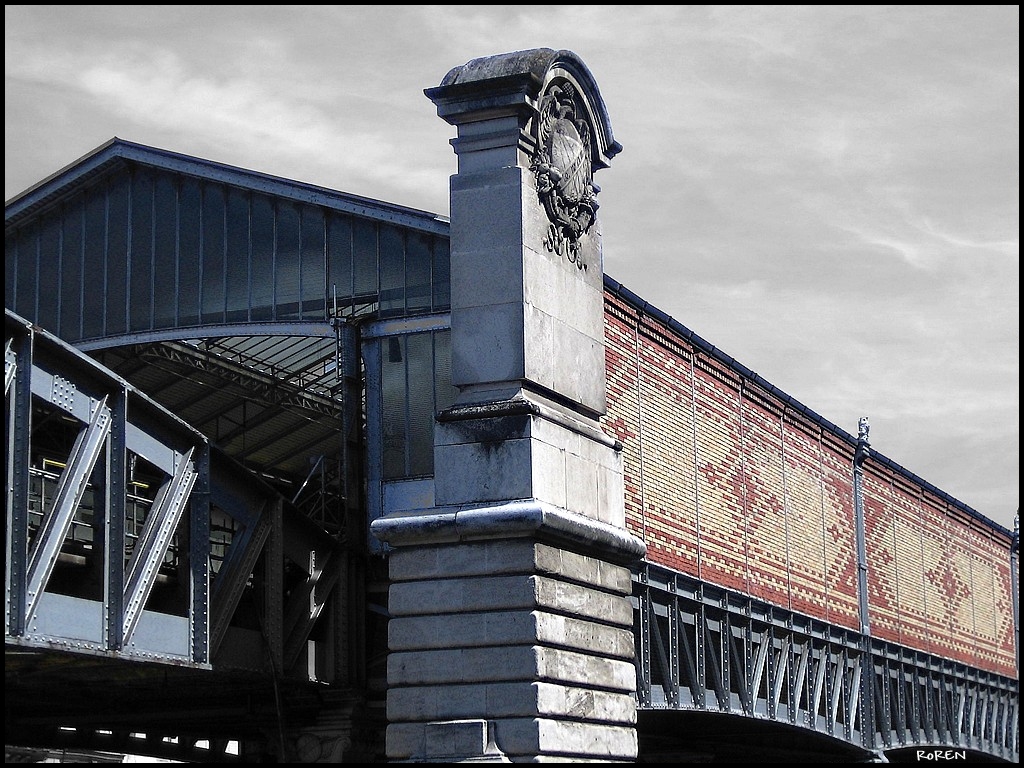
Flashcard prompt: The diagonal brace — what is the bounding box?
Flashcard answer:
[122,447,197,643]
[25,397,111,624]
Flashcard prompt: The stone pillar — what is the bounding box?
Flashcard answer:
[371,48,645,763]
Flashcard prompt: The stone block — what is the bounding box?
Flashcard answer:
[387,683,490,721]
[387,645,636,691]
[533,544,633,593]
[382,477,434,515]
[532,577,634,626]
[389,611,534,651]
[535,613,635,658]
[388,646,540,686]
[598,461,626,528]
[387,540,634,590]
[386,719,507,761]
[433,437,533,505]
[490,717,637,760]
[564,447,600,518]
[530,436,567,509]
[533,682,637,725]
[425,719,488,758]
[522,243,599,335]
[433,411,533,448]
[387,680,636,725]
[450,114,524,175]
[388,573,633,626]
[388,539,540,581]
[388,610,635,658]
[522,302,557,393]
[550,322,606,411]
[388,574,536,616]
[535,646,637,691]
[450,302,526,388]
[449,174,526,307]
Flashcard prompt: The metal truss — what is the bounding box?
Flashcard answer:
[6,309,209,663]
[634,561,1019,761]
[206,448,353,681]
[6,309,353,683]
[136,340,345,417]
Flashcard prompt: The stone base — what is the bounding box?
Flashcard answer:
[377,534,641,762]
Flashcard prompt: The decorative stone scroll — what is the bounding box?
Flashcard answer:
[531,80,601,270]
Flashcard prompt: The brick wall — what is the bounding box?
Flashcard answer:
[603,287,1016,677]
[860,464,1016,676]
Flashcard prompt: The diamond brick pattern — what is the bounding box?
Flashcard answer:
[603,290,1016,677]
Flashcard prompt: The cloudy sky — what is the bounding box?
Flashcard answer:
[5,5,1018,532]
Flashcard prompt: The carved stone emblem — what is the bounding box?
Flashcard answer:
[531,81,600,270]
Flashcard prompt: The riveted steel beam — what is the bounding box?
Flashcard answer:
[282,548,344,671]
[25,396,111,625]
[122,447,198,643]
[208,496,274,657]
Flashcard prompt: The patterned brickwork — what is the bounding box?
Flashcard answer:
[963,522,1017,677]
[892,492,929,654]
[692,359,748,592]
[819,434,861,630]
[781,416,831,620]
[857,463,1017,677]
[862,472,903,645]
[602,288,1015,677]
[741,392,791,606]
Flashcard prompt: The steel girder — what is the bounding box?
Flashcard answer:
[7,308,353,687]
[634,562,1019,761]
[6,309,211,663]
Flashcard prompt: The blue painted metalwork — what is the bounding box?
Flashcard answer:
[634,560,1020,761]
[5,138,449,234]
[6,140,451,348]
[5,308,209,665]
[5,308,353,681]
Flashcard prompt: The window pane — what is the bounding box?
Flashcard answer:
[37,214,61,333]
[201,183,226,324]
[275,200,301,320]
[300,205,325,320]
[129,170,154,332]
[327,214,352,314]
[14,225,37,322]
[82,191,106,337]
[177,178,201,327]
[105,172,130,336]
[407,332,434,476]
[406,230,431,314]
[434,330,456,413]
[381,335,407,479]
[353,218,377,299]
[153,174,178,329]
[4,232,15,311]
[251,193,274,321]
[225,188,250,323]
[60,199,84,340]
[379,224,404,317]
[432,236,450,310]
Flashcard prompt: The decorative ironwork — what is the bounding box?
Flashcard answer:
[531,80,600,270]
[634,562,1020,761]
